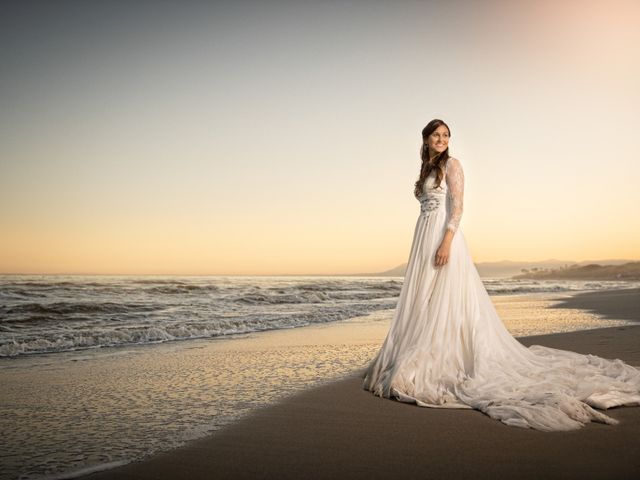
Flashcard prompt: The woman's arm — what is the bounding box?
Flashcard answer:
[435,157,464,266]
[445,157,464,234]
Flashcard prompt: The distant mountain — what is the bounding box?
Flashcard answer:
[512,261,640,281]
[374,263,407,277]
[348,259,639,279]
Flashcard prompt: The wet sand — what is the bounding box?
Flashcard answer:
[78,287,640,480]
[549,286,640,322]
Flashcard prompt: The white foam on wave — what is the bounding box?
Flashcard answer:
[1,275,638,358]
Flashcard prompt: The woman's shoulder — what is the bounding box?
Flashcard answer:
[445,156,463,173]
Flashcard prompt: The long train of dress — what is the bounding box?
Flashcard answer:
[362,156,640,431]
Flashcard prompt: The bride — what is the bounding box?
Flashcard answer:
[362,118,640,431]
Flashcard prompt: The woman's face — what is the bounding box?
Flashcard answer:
[426,125,450,157]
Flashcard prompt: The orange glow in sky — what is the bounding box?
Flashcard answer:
[1,0,638,274]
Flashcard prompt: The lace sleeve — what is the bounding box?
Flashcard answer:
[445,157,464,233]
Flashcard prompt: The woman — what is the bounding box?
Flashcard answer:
[362,119,640,431]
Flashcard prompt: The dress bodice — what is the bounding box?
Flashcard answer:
[422,169,447,195]
[416,168,447,215]
[414,157,464,233]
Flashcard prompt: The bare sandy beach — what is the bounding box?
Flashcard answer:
[76,287,640,480]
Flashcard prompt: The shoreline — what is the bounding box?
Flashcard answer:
[74,287,640,480]
[545,286,640,322]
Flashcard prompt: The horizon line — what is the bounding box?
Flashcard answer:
[1,258,638,277]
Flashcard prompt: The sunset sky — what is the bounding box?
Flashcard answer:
[1,0,639,275]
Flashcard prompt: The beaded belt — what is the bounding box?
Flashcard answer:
[419,193,446,215]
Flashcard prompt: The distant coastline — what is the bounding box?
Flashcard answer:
[348,258,640,280]
[511,261,640,281]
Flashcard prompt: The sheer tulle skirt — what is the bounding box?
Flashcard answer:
[362,199,640,431]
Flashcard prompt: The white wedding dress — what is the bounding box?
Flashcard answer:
[362,157,640,431]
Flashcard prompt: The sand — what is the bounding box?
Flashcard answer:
[78,288,640,480]
[548,286,640,322]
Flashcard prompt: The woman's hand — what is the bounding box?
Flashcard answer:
[435,241,451,267]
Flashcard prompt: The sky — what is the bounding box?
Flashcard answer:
[1,0,639,275]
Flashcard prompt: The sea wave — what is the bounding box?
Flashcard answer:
[0,301,392,357]
[1,275,638,358]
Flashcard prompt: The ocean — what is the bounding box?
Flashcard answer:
[1,275,638,480]
[1,274,637,358]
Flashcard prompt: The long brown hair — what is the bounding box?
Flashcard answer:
[414,119,451,197]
